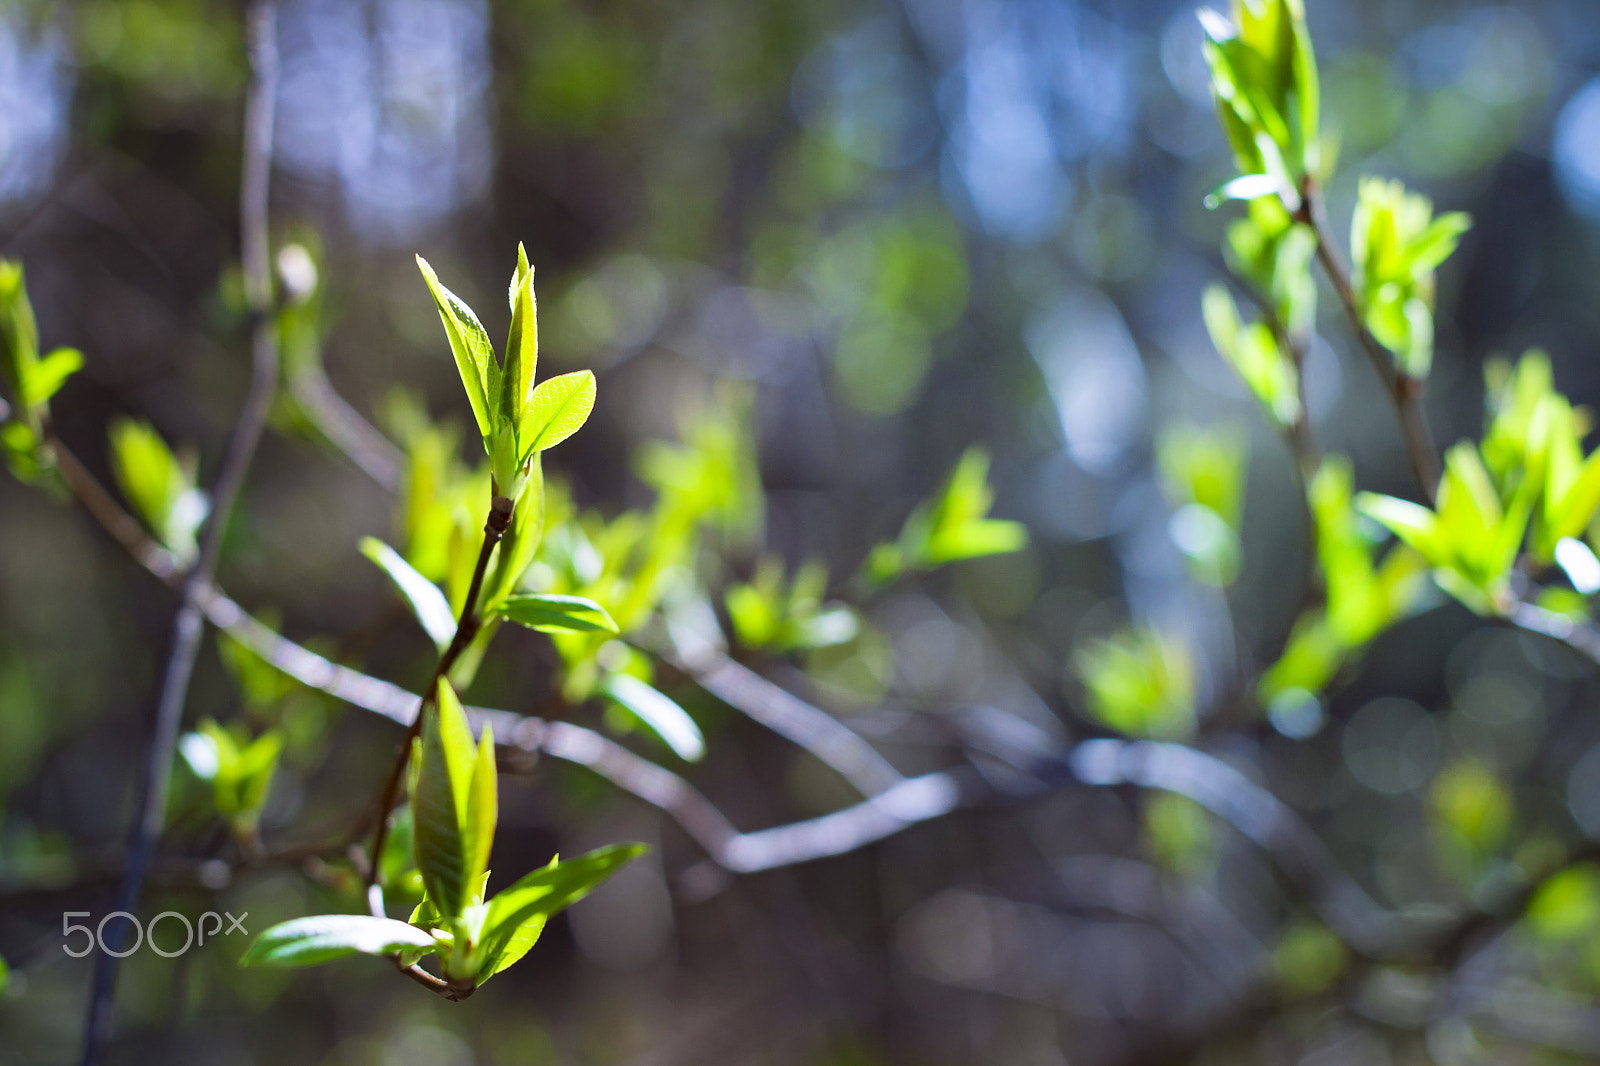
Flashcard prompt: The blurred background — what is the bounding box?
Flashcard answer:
[6,0,1600,1063]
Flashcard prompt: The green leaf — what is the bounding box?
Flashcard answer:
[240,914,437,967]
[496,593,618,634]
[1354,493,1441,563]
[359,537,457,651]
[521,370,596,458]
[477,843,645,981]
[463,723,498,899]
[924,517,1029,564]
[502,243,537,442]
[600,671,704,761]
[416,254,498,441]
[414,679,478,918]
[108,417,207,562]
[21,347,81,407]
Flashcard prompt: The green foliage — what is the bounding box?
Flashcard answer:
[1429,759,1512,868]
[1528,866,1600,943]
[1220,196,1318,337]
[1272,922,1345,995]
[866,447,1027,586]
[0,258,82,479]
[1349,177,1471,377]
[360,536,457,651]
[1201,284,1299,428]
[1143,793,1214,875]
[417,249,596,503]
[1359,443,1530,614]
[600,669,705,762]
[494,593,618,635]
[178,719,282,834]
[726,556,859,652]
[1260,458,1429,701]
[240,914,438,968]
[413,678,495,920]
[470,843,645,982]
[1157,424,1248,586]
[1075,627,1195,738]
[108,416,209,563]
[1199,0,1321,196]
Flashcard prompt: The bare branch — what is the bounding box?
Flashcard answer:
[82,6,279,1061]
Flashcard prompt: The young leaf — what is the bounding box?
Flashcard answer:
[496,593,618,634]
[476,843,645,980]
[463,723,498,899]
[414,678,479,917]
[359,537,457,651]
[521,370,596,457]
[601,671,705,761]
[240,914,437,968]
[416,255,498,441]
[502,243,537,441]
[21,347,82,407]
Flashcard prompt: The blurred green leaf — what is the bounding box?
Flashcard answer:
[1076,627,1195,738]
[600,671,704,761]
[109,417,208,563]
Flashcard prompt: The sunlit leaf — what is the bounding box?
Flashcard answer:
[359,537,456,651]
[522,370,596,457]
[600,672,704,761]
[496,592,617,634]
[240,914,436,968]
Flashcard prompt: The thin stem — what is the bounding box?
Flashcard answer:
[1298,186,1441,501]
[360,495,513,912]
[82,6,278,1063]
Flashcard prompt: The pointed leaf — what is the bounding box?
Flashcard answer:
[414,679,475,917]
[360,537,457,650]
[496,593,618,634]
[416,255,498,440]
[478,843,645,980]
[502,243,537,440]
[522,370,596,458]
[463,723,498,896]
[1355,493,1442,564]
[239,914,436,968]
[601,672,704,761]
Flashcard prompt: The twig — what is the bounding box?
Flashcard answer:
[1297,184,1441,501]
[659,642,904,797]
[361,495,513,911]
[286,361,402,491]
[81,6,279,1063]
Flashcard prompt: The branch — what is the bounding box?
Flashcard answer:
[361,494,513,909]
[82,6,279,1062]
[286,359,403,491]
[658,639,904,797]
[1298,185,1441,501]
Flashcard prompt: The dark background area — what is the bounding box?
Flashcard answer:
[6,0,1600,1063]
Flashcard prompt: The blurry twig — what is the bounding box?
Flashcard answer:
[657,640,905,797]
[82,5,279,1062]
[1297,181,1441,501]
[286,357,403,491]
